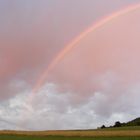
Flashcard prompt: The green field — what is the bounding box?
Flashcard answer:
[0,135,140,140]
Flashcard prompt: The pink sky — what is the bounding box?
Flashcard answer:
[1,0,140,130]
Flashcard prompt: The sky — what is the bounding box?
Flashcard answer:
[1,0,140,130]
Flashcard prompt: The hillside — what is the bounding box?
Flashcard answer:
[100,117,140,130]
[125,118,140,126]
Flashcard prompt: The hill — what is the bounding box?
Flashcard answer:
[125,117,140,126]
[100,117,140,129]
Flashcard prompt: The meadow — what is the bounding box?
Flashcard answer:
[0,127,140,140]
[0,135,140,140]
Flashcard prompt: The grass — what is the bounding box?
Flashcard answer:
[101,126,140,131]
[0,135,140,140]
[1,130,140,137]
[0,126,140,139]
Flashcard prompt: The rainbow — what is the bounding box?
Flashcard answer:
[32,3,140,93]
[19,3,140,128]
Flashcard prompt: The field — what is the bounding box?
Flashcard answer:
[0,135,140,140]
[0,127,140,140]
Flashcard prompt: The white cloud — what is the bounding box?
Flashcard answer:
[0,77,140,130]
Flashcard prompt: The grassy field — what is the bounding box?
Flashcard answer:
[0,135,140,140]
[101,126,140,131]
[0,127,140,139]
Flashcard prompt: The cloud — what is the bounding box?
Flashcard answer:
[1,80,140,130]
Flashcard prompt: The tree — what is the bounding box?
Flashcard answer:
[101,125,106,129]
[136,122,140,126]
[114,121,121,127]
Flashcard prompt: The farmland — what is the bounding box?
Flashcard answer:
[0,135,140,140]
[0,127,140,140]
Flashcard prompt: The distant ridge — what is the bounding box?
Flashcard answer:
[125,117,140,126]
[100,117,140,129]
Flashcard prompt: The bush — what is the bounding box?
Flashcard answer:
[114,121,121,127]
[100,125,106,129]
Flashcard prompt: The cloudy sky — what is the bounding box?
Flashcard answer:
[1,0,140,130]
